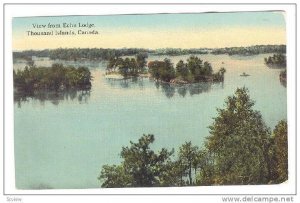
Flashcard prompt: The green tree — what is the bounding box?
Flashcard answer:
[219,67,226,78]
[148,58,175,82]
[129,58,139,76]
[160,58,176,82]
[158,159,185,186]
[204,87,271,185]
[213,67,226,82]
[107,56,144,77]
[76,66,92,88]
[176,60,191,81]
[273,120,288,183]
[178,141,199,185]
[187,55,203,81]
[195,150,215,186]
[13,63,92,94]
[118,58,131,78]
[99,134,173,187]
[202,61,213,76]
[264,54,286,67]
[136,52,148,72]
[148,60,165,80]
[98,165,133,188]
[106,57,118,72]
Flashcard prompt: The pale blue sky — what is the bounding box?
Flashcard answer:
[12,11,286,50]
[13,12,285,31]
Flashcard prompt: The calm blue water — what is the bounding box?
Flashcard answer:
[14,54,287,189]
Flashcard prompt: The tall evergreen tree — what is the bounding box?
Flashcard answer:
[204,87,271,184]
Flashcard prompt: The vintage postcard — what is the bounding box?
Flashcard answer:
[12,11,288,189]
[3,4,297,199]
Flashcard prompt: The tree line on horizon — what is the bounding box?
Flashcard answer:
[211,45,286,56]
[13,45,286,62]
[98,87,288,187]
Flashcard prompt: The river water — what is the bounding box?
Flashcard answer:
[13,54,287,189]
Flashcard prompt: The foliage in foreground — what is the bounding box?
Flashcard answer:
[99,88,288,187]
[273,120,288,183]
[99,134,174,187]
[205,87,271,184]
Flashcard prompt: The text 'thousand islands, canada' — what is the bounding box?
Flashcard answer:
[26,30,99,36]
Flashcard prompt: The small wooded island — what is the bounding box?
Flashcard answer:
[264,53,286,67]
[279,69,287,87]
[14,63,92,96]
[106,55,226,84]
[263,53,287,87]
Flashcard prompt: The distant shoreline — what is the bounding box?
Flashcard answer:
[13,45,286,62]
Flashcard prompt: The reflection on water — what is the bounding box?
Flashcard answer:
[13,54,287,189]
[161,82,221,98]
[280,79,287,88]
[105,77,145,90]
[14,90,90,107]
[159,82,176,98]
[105,77,223,98]
[157,81,223,98]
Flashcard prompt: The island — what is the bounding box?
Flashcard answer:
[264,54,286,67]
[279,69,287,87]
[105,55,226,84]
[13,63,92,96]
[148,56,225,84]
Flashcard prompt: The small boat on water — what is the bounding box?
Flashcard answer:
[240,72,250,77]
